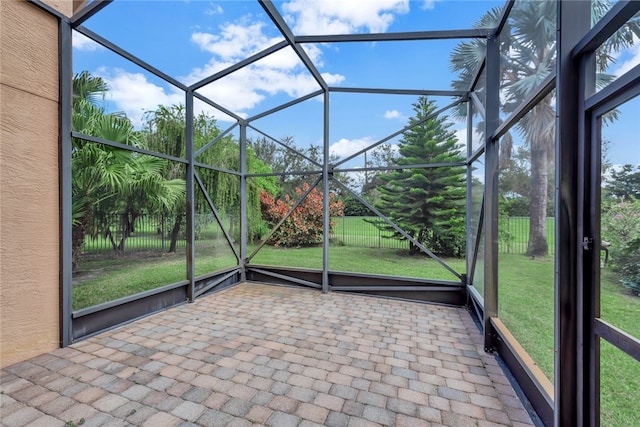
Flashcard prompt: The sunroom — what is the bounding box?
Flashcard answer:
[1,0,639,425]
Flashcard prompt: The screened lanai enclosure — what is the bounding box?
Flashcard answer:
[35,0,640,425]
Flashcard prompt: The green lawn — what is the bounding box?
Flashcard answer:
[73,240,237,310]
[498,254,640,426]
[73,244,638,425]
[251,245,465,280]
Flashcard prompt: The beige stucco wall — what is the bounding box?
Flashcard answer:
[0,0,73,368]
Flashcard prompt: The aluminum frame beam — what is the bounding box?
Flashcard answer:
[296,29,490,43]
[259,0,328,92]
[70,0,112,26]
[246,176,323,262]
[335,162,466,174]
[492,0,515,37]
[246,171,322,178]
[194,172,241,262]
[492,72,556,141]
[584,63,640,113]
[189,40,289,91]
[193,162,242,177]
[246,125,323,168]
[466,101,474,280]
[467,145,485,166]
[59,15,73,347]
[194,123,239,159]
[193,91,245,123]
[335,98,465,167]
[555,2,592,425]
[594,319,640,362]
[482,33,500,351]
[247,90,324,123]
[468,58,486,93]
[332,179,463,280]
[71,131,189,164]
[329,87,468,97]
[73,26,187,92]
[322,92,330,293]
[469,92,486,120]
[240,123,248,281]
[185,92,196,302]
[572,1,640,58]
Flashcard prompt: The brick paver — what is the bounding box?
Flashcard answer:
[0,283,533,426]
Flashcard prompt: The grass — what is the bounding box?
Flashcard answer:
[498,254,555,377]
[73,240,639,425]
[251,245,465,280]
[73,241,237,310]
[498,254,640,426]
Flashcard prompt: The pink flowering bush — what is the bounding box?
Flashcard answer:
[260,183,344,248]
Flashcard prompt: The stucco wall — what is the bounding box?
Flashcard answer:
[0,0,70,368]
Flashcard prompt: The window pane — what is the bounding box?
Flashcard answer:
[600,339,640,426]
[73,150,186,310]
[498,90,557,383]
[600,95,640,336]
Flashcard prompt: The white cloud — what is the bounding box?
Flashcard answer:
[282,0,410,35]
[205,2,223,16]
[72,32,102,52]
[612,41,640,78]
[96,68,184,127]
[184,20,345,116]
[421,0,439,10]
[192,21,283,61]
[94,15,348,126]
[384,109,404,120]
[330,136,376,158]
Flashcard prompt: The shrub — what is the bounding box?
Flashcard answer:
[260,183,344,247]
[602,199,640,295]
[619,237,640,295]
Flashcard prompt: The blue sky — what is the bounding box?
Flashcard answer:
[73,0,639,173]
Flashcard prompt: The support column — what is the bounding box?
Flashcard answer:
[465,101,473,274]
[483,34,500,350]
[240,122,248,282]
[555,2,591,426]
[185,92,195,302]
[322,91,330,293]
[59,16,73,346]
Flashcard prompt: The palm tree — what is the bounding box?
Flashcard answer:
[451,0,640,256]
[72,72,184,269]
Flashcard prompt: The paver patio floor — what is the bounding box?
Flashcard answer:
[1,283,533,426]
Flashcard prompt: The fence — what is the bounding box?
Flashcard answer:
[82,214,555,256]
[331,216,556,255]
[82,213,225,255]
[500,217,556,255]
[330,216,409,250]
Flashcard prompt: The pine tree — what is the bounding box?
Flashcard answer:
[374,96,466,257]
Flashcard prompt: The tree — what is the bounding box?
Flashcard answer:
[604,164,640,201]
[373,97,466,257]
[361,143,398,203]
[72,72,184,269]
[143,105,277,245]
[499,145,555,217]
[248,136,321,197]
[450,0,640,256]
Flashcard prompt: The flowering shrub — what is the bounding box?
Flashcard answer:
[260,183,344,247]
[602,199,640,295]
